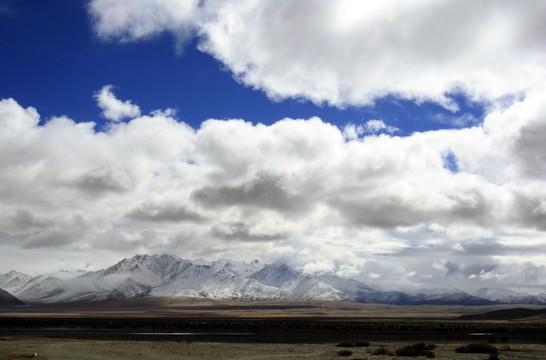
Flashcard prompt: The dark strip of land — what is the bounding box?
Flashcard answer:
[1,316,546,344]
[459,308,546,320]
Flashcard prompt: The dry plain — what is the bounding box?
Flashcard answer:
[2,338,546,360]
[1,298,545,359]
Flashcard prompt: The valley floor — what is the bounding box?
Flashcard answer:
[1,337,546,360]
[1,299,545,359]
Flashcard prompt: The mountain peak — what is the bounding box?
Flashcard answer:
[0,270,33,290]
[250,263,299,288]
[5,254,546,306]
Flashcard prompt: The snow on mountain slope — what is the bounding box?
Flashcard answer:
[235,278,292,300]
[12,275,66,302]
[13,255,183,303]
[410,290,497,305]
[471,287,546,305]
[151,258,284,299]
[314,275,375,301]
[0,270,33,291]
[45,269,88,280]
[289,275,343,300]
[7,254,546,305]
[107,278,151,300]
[91,254,194,287]
[154,263,216,296]
[12,255,270,303]
[250,264,299,288]
[212,258,263,277]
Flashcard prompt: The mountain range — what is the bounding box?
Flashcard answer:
[1,254,545,306]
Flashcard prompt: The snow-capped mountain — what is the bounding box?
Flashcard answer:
[0,270,33,291]
[251,264,299,288]
[470,287,546,305]
[4,254,546,305]
[152,257,284,299]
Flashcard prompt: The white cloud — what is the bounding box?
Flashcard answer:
[0,98,40,130]
[364,119,398,134]
[88,0,200,49]
[94,85,141,122]
[89,0,546,108]
[342,120,397,140]
[434,113,480,128]
[452,243,464,252]
[342,123,362,140]
[3,86,546,286]
[3,1,546,288]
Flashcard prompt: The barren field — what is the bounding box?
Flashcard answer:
[2,337,546,360]
[1,299,545,359]
[4,297,546,319]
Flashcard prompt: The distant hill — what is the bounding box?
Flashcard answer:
[4,254,546,306]
[459,308,546,320]
[0,287,25,307]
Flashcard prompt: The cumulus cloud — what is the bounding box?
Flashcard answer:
[363,120,399,134]
[0,210,53,235]
[2,1,546,288]
[89,0,546,108]
[22,231,75,250]
[192,174,311,215]
[88,0,200,52]
[210,222,286,242]
[94,85,141,121]
[343,120,398,140]
[127,203,205,223]
[513,112,546,179]
[2,84,546,286]
[434,113,480,128]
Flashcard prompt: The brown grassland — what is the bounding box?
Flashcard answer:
[1,298,545,359]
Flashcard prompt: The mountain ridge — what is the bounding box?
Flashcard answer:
[3,254,546,306]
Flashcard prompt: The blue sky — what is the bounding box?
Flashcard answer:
[1,0,546,292]
[0,0,484,134]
